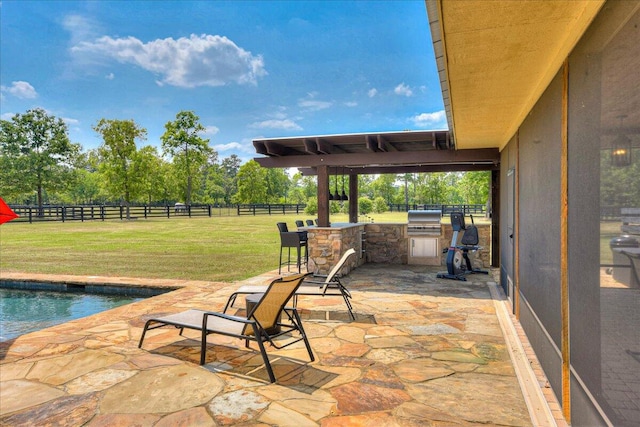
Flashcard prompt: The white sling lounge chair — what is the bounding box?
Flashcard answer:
[224,248,357,319]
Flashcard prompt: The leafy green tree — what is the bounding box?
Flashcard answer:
[0,108,80,212]
[372,174,398,204]
[161,111,213,205]
[202,163,226,204]
[234,160,267,203]
[357,174,374,199]
[417,172,450,204]
[67,168,103,204]
[402,173,417,206]
[265,168,290,203]
[459,171,490,204]
[220,154,241,204]
[288,172,308,204]
[601,150,640,207]
[301,175,318,199]
[93,118,147,219]
[135,145,167,205]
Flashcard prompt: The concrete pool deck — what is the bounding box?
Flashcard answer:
[0,265,565,426]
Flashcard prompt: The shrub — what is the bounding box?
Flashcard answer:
[373,197,388,213]
[304,197,318,215]
[359,197,373,215]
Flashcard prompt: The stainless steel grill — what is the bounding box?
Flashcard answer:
[407,210,442,235]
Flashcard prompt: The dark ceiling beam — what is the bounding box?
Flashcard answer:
[378,135,397,152]
[254,148,499,169]
[316,138,334,154]
[365,135,378,152]
[253,141,268,156]
[303,138,319,154]
[264,141,293,157]
[298,162,498,176]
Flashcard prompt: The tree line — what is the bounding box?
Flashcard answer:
[1,108,495,218]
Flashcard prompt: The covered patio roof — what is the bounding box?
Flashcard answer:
[253,130,500,231]
[253,130,499,176]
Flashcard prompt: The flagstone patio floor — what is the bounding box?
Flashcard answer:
[0,265,564,426]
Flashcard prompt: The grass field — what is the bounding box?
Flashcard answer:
[0,212,409,282]
[1,213,622,282]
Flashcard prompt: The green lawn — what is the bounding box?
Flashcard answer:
[0,212,410,282]
[3,212,618,282]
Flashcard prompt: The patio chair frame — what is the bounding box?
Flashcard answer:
[138,273,313,383]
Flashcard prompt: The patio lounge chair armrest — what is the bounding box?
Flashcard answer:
[302,278,328,288]
[203,311,254,324]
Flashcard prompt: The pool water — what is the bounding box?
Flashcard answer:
[0,288,142,341]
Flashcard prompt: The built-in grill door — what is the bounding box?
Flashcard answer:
[407,210,443,265]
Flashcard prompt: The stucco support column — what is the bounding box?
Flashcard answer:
[348,173,358,223]
[317,165,330,227]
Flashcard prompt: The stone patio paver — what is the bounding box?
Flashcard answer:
[0,265,538,426]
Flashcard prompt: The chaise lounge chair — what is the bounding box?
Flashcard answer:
[224,248,357,320]
[138,272,313,383]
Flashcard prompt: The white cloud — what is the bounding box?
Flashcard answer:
[1,112,16,120]
[71,34,266,88]
[298,99,332,111]
[0,81,38,99]
[410,110,448,129]
[394,82,413,97]
[214,139,257,156]
[62,117,80,126]
[213,141,243,152]
[201,125,220,136]
[368,88,377,98]
[105,72,115,80]
[298,92,332,111]
[345,101,358,107]
[250,119,303,131]
[62,14,101,45]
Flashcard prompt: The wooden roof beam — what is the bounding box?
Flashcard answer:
[253,141,268,156]
[264,141,292,157]
[255,148,499,168]
[317,138,346,155]
[366,135,378,152]
[298,162,497,176]
[303,138,320,154]
[378,135,397,152]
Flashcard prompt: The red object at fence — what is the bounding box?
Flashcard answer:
[0,197,19,225]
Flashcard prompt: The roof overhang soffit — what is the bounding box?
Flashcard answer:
[427,0,605,150]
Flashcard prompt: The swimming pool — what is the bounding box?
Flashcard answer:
[0,285,161,341]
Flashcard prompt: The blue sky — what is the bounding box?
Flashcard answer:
[0,1,446,163]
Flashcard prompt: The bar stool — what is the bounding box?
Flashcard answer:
[277,222,308,274]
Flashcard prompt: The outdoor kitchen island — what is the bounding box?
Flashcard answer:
[304,220,491,275]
